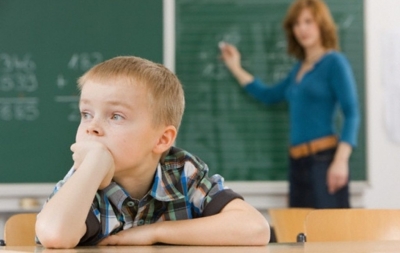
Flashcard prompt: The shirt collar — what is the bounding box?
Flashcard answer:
[102,147,187,204]
[150,163,185,202]
[102,164,185,208]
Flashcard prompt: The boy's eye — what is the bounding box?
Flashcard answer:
[112,114,124,120]
[81,112,92,120]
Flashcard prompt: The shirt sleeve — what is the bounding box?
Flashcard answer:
[329,53,360,147]
[202,189,243,216]
[78,208,102,245]
[184,158,243,217]
[79,183,126,245]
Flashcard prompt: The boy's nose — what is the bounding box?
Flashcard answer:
[86,122,104,136]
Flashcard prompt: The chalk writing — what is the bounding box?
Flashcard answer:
[68,52,103,72]
[54,96,80,122]
[0,54,38,92]
[0,97,39,121]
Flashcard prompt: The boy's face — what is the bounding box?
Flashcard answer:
[76,79,163,175]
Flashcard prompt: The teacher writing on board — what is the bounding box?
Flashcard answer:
[219,0,360,208]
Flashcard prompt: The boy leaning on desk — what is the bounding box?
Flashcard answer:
[35,56,270,248]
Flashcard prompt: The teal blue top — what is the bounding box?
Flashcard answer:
[244,51,360,147]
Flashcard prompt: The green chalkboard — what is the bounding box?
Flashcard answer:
[175,0,366,181]
[0,1,163,183]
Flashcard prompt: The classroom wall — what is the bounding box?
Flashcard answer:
[1,0,400,237]
[364,0,400,209]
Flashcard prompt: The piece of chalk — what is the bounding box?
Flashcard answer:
[218,41,226,49]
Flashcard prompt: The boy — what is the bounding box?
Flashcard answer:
[35,56,270,248]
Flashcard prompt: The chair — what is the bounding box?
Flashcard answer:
[268,208,314,242]
[3,213,37,246]
[303,209,400,242]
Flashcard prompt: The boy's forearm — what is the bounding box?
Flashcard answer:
[103,199,270,246]
[36,155,110,248]
[155,199,269,245]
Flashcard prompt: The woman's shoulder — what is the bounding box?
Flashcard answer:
[320,51,353,72]
[324,51,350,65]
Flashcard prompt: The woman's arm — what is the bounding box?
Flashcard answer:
[220,42,293,105]
[329,53,360,147]
[327,142,352,194]
[326,53,360,193]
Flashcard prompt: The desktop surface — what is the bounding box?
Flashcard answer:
[2,241,400,253]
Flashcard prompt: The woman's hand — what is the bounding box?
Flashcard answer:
[326,142,352,194]
[219,42,254,86]
[219,42,242,71]
[327,159,349,194]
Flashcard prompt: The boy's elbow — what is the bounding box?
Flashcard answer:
[252,219,271,245]
[36,223,80,249]
[37,233,80,249]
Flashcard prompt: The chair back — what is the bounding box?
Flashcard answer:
[268,208,314,242]
[4,213,37,246]
[304,209,400,242]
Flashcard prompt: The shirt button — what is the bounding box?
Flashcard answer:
[127,201,135,207]
[138,219,145,226]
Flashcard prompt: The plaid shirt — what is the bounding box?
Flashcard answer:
[44,146,242,245]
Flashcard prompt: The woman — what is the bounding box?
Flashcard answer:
[219,0,360,208]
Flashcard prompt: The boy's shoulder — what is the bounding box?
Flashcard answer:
[152,146,221,201]
[161,146,208,173]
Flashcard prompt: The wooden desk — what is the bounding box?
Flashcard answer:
[2,241,400,253]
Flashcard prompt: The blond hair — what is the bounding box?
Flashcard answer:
[78,56,185,131]
[283,0,339,60]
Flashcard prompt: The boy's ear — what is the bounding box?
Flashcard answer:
[153,125,177,154]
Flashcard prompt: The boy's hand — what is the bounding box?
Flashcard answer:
[70,141,115,189]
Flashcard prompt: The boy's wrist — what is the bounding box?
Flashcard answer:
[152,221,163,244]
[77,150,114,189]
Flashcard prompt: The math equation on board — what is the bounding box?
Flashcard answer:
[0,52,103,122]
